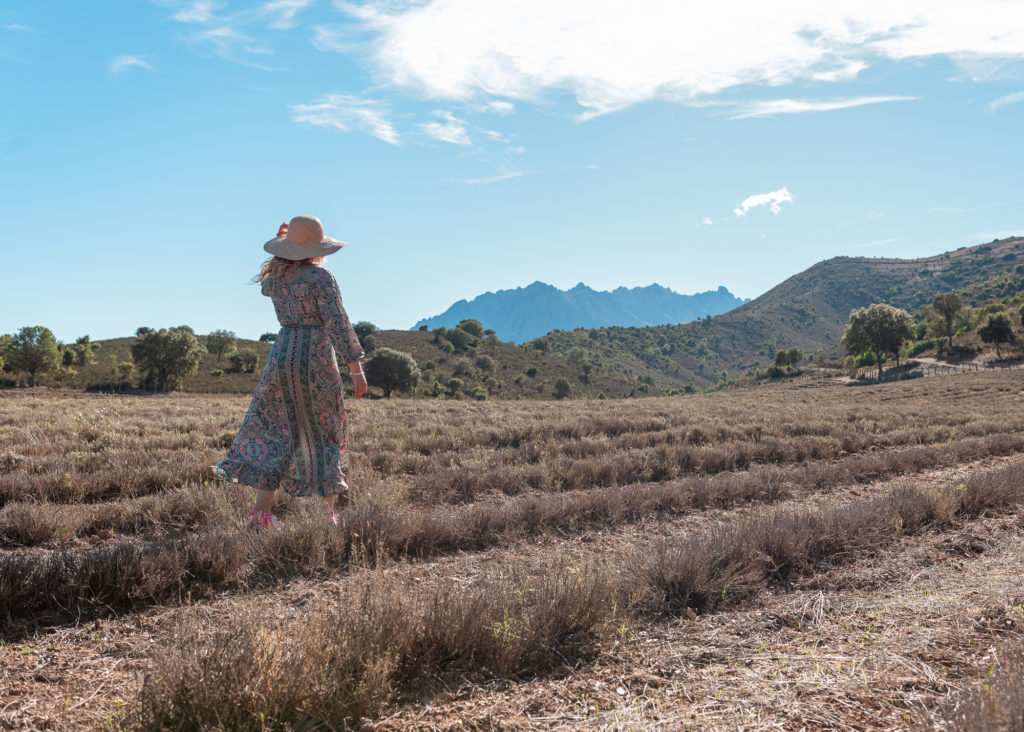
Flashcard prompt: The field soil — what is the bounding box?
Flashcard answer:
[2,372,1024,730]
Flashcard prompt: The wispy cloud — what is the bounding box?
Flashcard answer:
[420,110,472,145]
[734,188,793,217]
[441,168,525,185]
[696,216,713,228]
[292,93,399,145]
[109,55,155,74]
[345,1,1024,118]
[729,96,917,119]
[262,0,314,30]
[1,23,32,31]
[989,91,1024,112]
[173,1,220,24]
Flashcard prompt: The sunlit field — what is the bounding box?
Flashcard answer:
[3,373,1024,729]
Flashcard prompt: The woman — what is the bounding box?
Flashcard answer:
[211,215,366,529]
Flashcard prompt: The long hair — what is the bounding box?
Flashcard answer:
[254,256,321,284]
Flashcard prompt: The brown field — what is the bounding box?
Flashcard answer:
[2,373,1024,730]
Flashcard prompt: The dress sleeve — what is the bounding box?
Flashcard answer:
[315,270,364,364]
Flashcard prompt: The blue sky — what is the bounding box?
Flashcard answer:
[2,0,1023,342]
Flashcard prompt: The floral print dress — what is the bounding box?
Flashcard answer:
[213,264,364,497]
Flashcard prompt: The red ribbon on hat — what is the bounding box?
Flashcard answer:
[277,222,288,238]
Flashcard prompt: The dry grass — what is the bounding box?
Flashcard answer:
[3,371,1024,729]
[124,462,1024,729]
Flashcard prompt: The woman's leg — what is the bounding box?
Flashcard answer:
[322,494,336,514]
[254,489,275,513]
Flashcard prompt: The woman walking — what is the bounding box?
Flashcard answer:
[211,215,366,529]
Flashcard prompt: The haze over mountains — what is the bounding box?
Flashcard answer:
[414,282,748,342]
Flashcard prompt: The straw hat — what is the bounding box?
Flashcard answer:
[263,215,347,260]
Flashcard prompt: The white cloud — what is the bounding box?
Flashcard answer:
[292,93,400,145]
[729,95,917,119]
[485,100,515,115]
[345,0,1024,117]
[1,23,32,31]
[173,1,220,23]
[696,216,713,228]
[109,55,155,74]
[262,0,314,30]
[420,110,472,144]
[734,188,793,217]
[989,90,1024,111]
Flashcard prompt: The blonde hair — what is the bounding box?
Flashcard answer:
[254,256,322,284]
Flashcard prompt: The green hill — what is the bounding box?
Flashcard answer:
[535,236,1024,389]
[51,330,637,399]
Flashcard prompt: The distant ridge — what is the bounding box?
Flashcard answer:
[414,281,748,343]
[538,236,1024,389]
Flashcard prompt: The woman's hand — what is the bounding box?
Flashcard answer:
[348,362,367,399]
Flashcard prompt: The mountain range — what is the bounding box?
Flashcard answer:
[537,236,1024,389]
[414,282,748,342]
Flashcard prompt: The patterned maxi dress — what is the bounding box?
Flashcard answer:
[213,264,364,497]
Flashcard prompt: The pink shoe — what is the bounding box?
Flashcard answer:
[246,508,281,531]
[327,513,339,526]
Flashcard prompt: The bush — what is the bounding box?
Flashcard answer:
[475,355,495,373]
[228,349,259,374]
[553,377,572,399]
[364,347,421,398]
[132,326,206,391]
[447,377,464,395]
[525,367,538,378]
[471,386,488,401]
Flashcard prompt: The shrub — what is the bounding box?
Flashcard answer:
[447,377,464,395]
[364,348,421,398]
[525,367,538,378]
[553,377,572,399]
[475,355,495,373]
[471,386,488,401]
[228,349,259,374]
[457,319,485,338]
[132,326,205,391]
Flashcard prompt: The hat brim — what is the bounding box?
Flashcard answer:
[263,236,347,260]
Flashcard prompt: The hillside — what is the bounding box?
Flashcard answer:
[49,331,637,400]
[536,236,1024,390]
[414,281,746,343]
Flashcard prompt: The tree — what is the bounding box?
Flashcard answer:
[0,333,10,371]
[6,326,61,386]
[841,304,915,379]
[205,329,237,363]
[71,335,100,366]
[114,362,134,382]
[978,312,1014,357]
[259,332,277,343]
[774,348,803,371]
[354,322,377,340]
[229,349,260,373]
[132,326,206,391]
[932,292,964,348]
[445,327,476,352]
[457,319,485,338]
[553,376,572,399]
[364,347,421,397]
